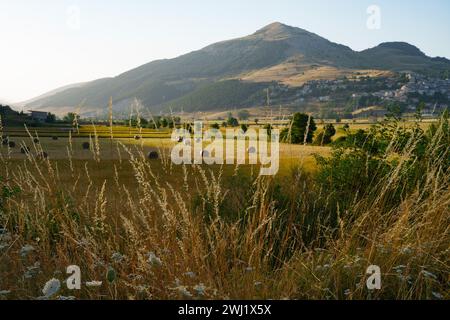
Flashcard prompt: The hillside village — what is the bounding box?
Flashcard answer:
[265,72,449,119]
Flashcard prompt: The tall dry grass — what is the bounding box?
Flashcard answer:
[0,116,448,300]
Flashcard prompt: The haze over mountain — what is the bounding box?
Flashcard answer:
[25,22,450,116]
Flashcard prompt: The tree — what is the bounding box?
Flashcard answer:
[227,115,239,127]
[320,124,336,145]
[160,118,168,128]
[63,112,79,124]
[211,123,220,130]
[281,113,317,144]
[45,113,56,123]
[254,119,259,125]
[237,109,250,120]
[240,124,248,133]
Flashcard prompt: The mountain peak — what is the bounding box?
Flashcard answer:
[253,22,303,40]
[377,42,425,57]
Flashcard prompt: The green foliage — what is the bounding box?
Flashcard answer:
[63,112,80,124]
[240,124,248,133]
[0,176,21,214]
[211,123,220,130]
[281,113,317,144]
[315,113,450,218]
[170,80,267,112]
[227,115,239,127]
[315,124,336,145]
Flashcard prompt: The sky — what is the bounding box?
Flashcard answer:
[1,0,450,103]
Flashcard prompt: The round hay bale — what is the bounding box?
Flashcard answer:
[8,141,16,148]
[134,135,141,140]
[20,146,30,154]
[148,150,159,160]
[82,142,90,150]
[200,150,210,158]
[33,138,40,144]
[52,136,59,140]
[247,146,257,154]
[37,152,48,159]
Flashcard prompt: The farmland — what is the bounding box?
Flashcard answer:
[0,117,448,300]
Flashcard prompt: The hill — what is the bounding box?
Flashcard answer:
[25,22,450,116]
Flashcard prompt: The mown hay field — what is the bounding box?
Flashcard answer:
[0,119,448,300]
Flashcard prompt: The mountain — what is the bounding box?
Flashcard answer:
[25,22,450,115]
[20,82,88,107]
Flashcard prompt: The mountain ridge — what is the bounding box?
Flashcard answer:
[24,22,450,115]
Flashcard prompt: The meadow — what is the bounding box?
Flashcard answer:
[0,117,448,300]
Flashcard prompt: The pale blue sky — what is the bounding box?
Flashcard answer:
[1,0,449,102]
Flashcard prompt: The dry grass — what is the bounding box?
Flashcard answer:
[0,119,448,300]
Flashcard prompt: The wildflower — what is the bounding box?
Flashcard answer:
[420,270,437,280]
[184,271,196,278]
[173,286,193,299]
[147,252,162,268]
[194,283,206,296]
[24,262,41,279]
[42,278,61,298]
[401,247,413,255]
[111,252,125,263]
[393,265,407,273]
[20,244,35,257]
[86,281,103,287]
[432,292,443,300]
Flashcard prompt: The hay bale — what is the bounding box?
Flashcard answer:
[247,146,257,154]
[20,146,30,154]
[37,152,48,159]
[148,150,159,160]
[82,142,90,150]
[200,150,210,158]
[8,141,16,148]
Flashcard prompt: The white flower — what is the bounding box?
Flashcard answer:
[421,270,437,280]
[147,252,162,267]
[184,272,196,278]
[42,278,61,297]
[194,283,206,296]
[86,281,103,287]
[177,286,193,299]
[24,262,41,279]
[111,252,125,263]
[432,291,443,300]
[401,247,413,255]
[20,244,35,257]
